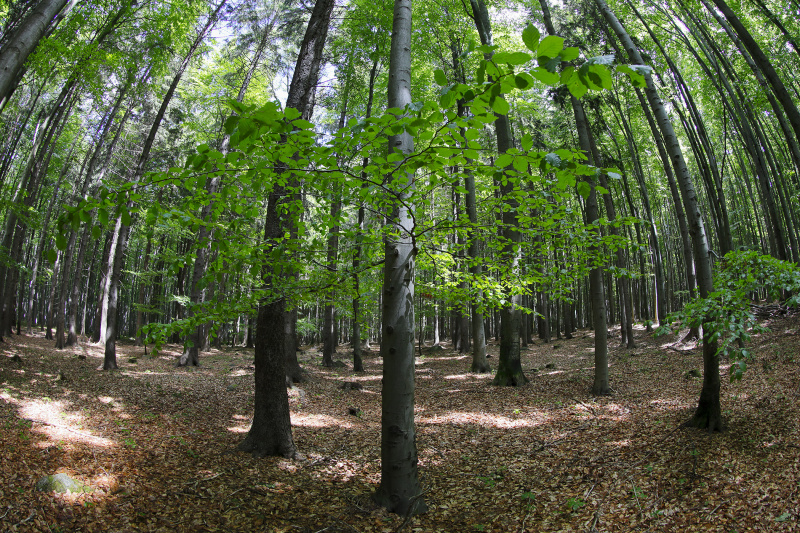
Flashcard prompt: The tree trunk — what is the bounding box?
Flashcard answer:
[239,0,333,458]
[0,0,71,110]
[596,0,720,430]
[468,0,527,386]
[373,0,427,516]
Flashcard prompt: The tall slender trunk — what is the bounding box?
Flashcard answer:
[352,51,381,372]
[0,0,71,110]
[373,0,427,515]
[101,0,227,369]
[469,0,527,386]
[596,0,720,430]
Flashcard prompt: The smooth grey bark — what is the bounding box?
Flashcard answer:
[373,0,427,516]
[469,0,527,386]
[596,0,720,430]
[0,0,71,111]
[238,0,334,458]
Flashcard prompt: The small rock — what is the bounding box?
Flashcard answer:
[338,381,363,391]
[36,473,92,494]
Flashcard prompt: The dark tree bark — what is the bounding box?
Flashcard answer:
[238,0,334,458]
[469,0,527,386]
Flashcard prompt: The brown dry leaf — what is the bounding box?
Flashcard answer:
[0,317,798,532]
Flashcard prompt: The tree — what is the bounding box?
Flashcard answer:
[238,0,335,458]
[595,0,721,430]
[0,0,71,111]
[372,0,427,515]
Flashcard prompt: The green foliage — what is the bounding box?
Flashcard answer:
[55,23,646,347]
[657,251,800,381]
[566,497,585,511]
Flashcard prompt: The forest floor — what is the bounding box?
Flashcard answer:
[0,317,798,533]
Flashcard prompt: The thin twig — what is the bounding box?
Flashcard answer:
[631,482,643,516]
[0,506,10,520]
[11,511,35,529]
[707,501,727,517]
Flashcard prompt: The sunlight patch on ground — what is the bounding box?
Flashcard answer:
[2,393,115,447]
[606,439,631,447]
[649,398,687,410]
[419,411,550,428]
[424,355,469,362]
[600,403,632,421]
[291,413,354,429]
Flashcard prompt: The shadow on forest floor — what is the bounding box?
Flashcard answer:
[1,319,799,532]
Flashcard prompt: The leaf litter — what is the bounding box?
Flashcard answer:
[0,317,798,532]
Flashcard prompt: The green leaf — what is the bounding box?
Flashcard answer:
[560,47,579,62]
[293,119,315,130]
[491,96,510,115]
[47,249,57,264]
[514,75,530,89]
[121,209,131,227]
[506,52,532,65]
[567,71,588,99]
[521,133,533,151]
[588,64,612,90]
[616,64,648,87]
[496,154,514,168]
[537,35,565,59]
[586,54,615,66]
[576,180,591,199]
[91,225,101,240]
[532,69,560,86]
[284,107,301,120]
[55,233,67,251]
[522,24,540,52]
[434,68,447,86]
[225,115,239,135]
[545,152,562,168]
